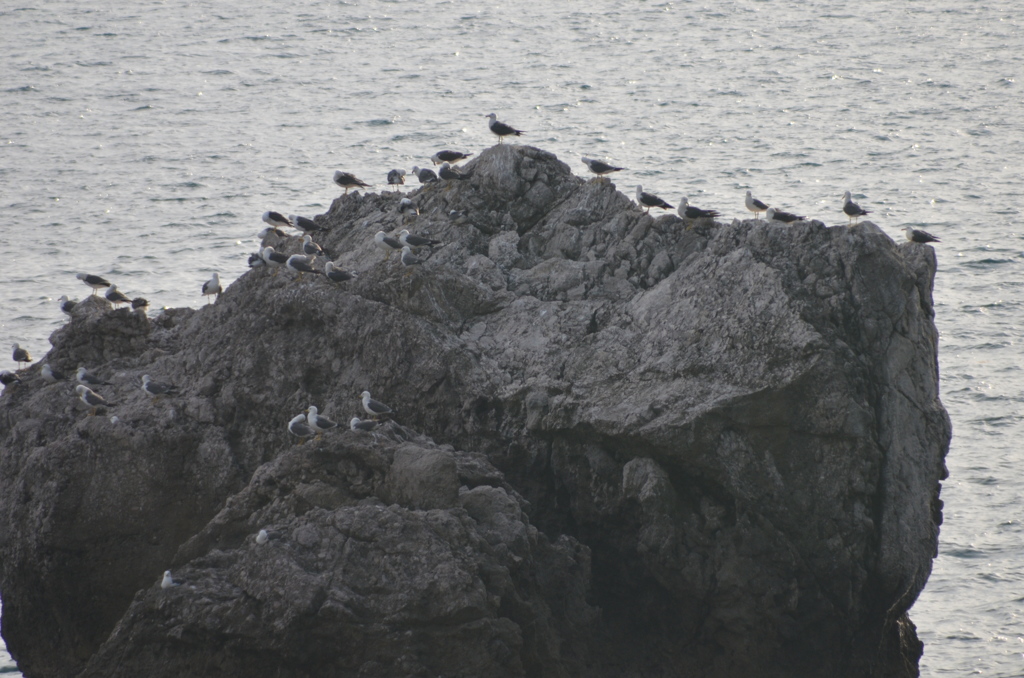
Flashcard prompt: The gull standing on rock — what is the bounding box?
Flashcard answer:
[256,529,269,545]
[142,374,178,399]
[77,273,111,296]
[161,570,179,589]
[361,391,393,419]
[289,215,324,234]
[0,371,22,387]
[400,246,423,275]
[745,191,770,220]
[635,186,674,213]
[58,295,77,317]
[41,364,67,383]
[375,231,403,260]
[77,366,111,386]
[398,230,442,249]
[677,197,721,220]
[261,246,289,275]
[76,384,114,415]
[286,254,316,280]
[842,191,871,225]
[302,235,324,257]
[432,150,473,165]
[410,166,439,184]
[324,262,356,283]
[765,207,806,223]
[132,297,149,312]
[288,413,316,443]
[387,169,406,191]
[438,162,470,181]
[262,211,293,230]
[11,344,31,370]
[306,406,338,439]
[903,227,940,244]
[201,273,221,303]
[350,417,378,433]
[105,284,131,308]
[581,157,625,180]
[333,171,371,194]
[485,113,524,144]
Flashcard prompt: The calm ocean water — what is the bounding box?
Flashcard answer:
[2,0,1022,674]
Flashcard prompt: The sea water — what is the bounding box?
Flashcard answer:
[1,1,1022,674]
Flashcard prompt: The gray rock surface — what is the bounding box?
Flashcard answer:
[0,145,950,677]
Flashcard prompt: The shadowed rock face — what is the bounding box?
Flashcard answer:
[0,145,950,678]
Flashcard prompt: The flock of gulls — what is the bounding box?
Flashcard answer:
[3,111,943,427]
[1,112,945,591]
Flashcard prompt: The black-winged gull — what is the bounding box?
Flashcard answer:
[745,191,770,219]
[262,211,293,229]
[765,207,806,223]
[77,273,111,296]
[201,273,221,303]
[398,198,419,216]
[398,230,441,249]
[333,171,371,194]
[361,391,393,418]
[0,370,22,387]
[306,405,338,439]
[142,374,178,398]
[842,191,871,225]
[324,262,356,283]
[261,246,289,275]
[41,364,66,383]
[59,295,77,317]
[387,169,406,191]
[350,417,378,432]
[678,197,721,220]
[302,235,324,257]
[77,366,111,386]
[289,215,325,234]
[76,384,114,415]
[581,156,625,179]
[400,246,423,275]
[105,284,131,308]
[903,227,940,244]
[635,185,674,213]
[375,231,403,260]
[485,113,524,143]
[438,162,470,181]
[410,166,439,184]
[286,254,316,280]
[288,413,316,443]
[132,297,149,312]
[432,150,473,165]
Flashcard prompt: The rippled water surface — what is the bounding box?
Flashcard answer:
[2,0,1023,674]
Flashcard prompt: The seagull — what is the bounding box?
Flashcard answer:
[41,364,66,383]
[0,370,22,387]
[289,215,325,234]
[288,413,316,443]
[248,252,266,269]
[375,231,403,260]
[410,166,439,184]
[765,207,806,223]
[77,366,111,387]
[301,235,324,257]
[258,226,289,240]
[76,384,114,415]
[485,113,524,144]
[745,191,770,220]
[77,273,111,296]
[201,273,221,303]
[261,246,289,275]
[131,297,149,312]
[398,198,419,216]
[635,185,674,213]
[142,374,178,398]
[58,295,77,317]
[306,405,338,439]
[677,197,721,220]
[161,570,179,589]
[400,246,423,275]
[324,262,356,283]
[333,171,371,194]
[256,529,268,545]
[286,254,317,280]
[438,162,470,181]
[843,191,871,225]
[581,156,625,179]
[350,417,378,432]
[12,343,31,370]
[903,227,940,244]
[398,230,442,249]
[262,211,293,230]
[431,150,473,165]
[387,169,406,191]
[361,391,393,419]
[105,284,131,308]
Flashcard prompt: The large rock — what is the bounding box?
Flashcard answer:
[0,145,950,677]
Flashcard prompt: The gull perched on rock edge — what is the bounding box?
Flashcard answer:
[41,364,66,383]
[333,171,371,194]
[77,272,111,295]
[161,570,179,589]
[903,227,940,244]
[432,150,473,165]
[288,413,316,443]
[485,113,524,144]
[374,231,403,260]
[745,191,769,220]
[581,156,625,180]
[677,197,720,220]
[398,230,441,249]
[350,417,378,432]
[77,366,111,386]
[256,529,268,545]
[324,262,356,283]
[0,371,22,387]
[387,169,406,191]
[58,295,77,317]
[262,211,292,230]
[12,344,31,370]
[765,207,805,223]
[105,284,131,308]
[142,375,178,398]
[201,273,221,303]
[306,405,338,439]
[410,166,439,184]
[842,191,871,225]
[635,186,674,213]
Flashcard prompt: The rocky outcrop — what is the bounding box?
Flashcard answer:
[0,145,950,678]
